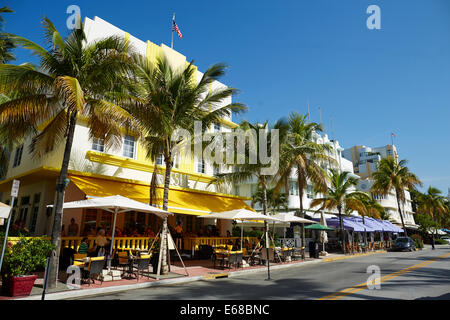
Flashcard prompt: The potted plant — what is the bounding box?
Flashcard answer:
[1,237,54,297]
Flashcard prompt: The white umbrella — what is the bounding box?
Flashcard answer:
[200,208,281,280]
[0,202,11,219]
[272,212,315,246]
[49,195,172,269]
[200,209,281,222]
[319,211,328,255]
[199,208,281,249]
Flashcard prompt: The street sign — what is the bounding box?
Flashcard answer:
[11,179,20,198]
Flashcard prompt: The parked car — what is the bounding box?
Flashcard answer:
[440,236,450,244]
[391,237,416,252]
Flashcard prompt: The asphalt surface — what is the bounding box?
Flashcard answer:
[77,245,450,300]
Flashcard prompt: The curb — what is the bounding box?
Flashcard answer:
[228,259,323,278]
[17,275,205,300]
[322,250,387,262]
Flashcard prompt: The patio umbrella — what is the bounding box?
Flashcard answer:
[319,212,328,254]
[50,195,172,269]
[0,202,11,219]
[199,208,281,280]
[305,223,334,231]
[271,212,315,246]
[199,209,281,249]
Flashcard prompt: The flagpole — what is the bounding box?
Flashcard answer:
[171,13,175,49]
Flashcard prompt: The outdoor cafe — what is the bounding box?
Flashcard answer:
[309,214,404,254]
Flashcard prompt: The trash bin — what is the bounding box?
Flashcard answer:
[314,242,320,258]
[150,253,159,274]
[309,241,316,258]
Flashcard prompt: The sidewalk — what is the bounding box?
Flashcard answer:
[3,249,395,300]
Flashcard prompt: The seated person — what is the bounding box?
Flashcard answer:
[232,239,241,251]
[78,237,89,254]
[114,226,123,237]
[143,227,155,237]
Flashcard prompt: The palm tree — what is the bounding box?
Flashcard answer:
[274,112,334,257]
[0,6,15,63]
[0,18,139,287]
[212,120,283,249]
[416,187,448,248]
[252,187,288,214]
[0,7,15,176]
[310,169,367,254]
[123,54,245,275]
[371,158,422,237]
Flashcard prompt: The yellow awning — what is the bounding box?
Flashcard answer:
[68,174,253,216]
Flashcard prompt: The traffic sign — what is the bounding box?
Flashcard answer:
[11,180,20,198]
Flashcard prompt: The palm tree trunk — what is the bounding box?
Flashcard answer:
[431,213,436,250]
[160,158,173,275]
[338,206,346,254]
[297,168,306,259]
[299,189,306,259]
[395,189,408,237]
[48,110,77,289]
[149,159,158,206]
[362,215,368,252]
[261,176,269,248]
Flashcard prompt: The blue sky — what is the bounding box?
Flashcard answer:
[4,0,450,194]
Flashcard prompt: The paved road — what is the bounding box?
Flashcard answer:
[77,245,450,300]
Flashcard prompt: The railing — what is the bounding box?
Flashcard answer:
[6,237,158,252]
[6,236,259,253]
[183,237,259,254]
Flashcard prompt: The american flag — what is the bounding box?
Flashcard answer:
[172,20,182,39]
[391,133,396,137]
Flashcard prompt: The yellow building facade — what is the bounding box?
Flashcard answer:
[0,16,252,241]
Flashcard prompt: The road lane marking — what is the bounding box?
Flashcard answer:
[319,252,450,300]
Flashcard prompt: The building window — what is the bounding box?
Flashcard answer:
[19,195,30,224]
[13,145,24,168]
[306,184,315,199]
[289,182,299,196]
[29,193,41,233]
[92,137,105,152]
[196,159,205,174]
[123,135,136,158]
[173,154,179,169]
[156,154,164,166]
[214,122,221,132]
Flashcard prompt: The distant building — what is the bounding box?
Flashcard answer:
[342,144,398,179]
[343,144,417,230]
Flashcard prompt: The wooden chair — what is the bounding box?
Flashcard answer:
[72,253,87,267]
[117,251,129,274]
[345,243,352,254]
